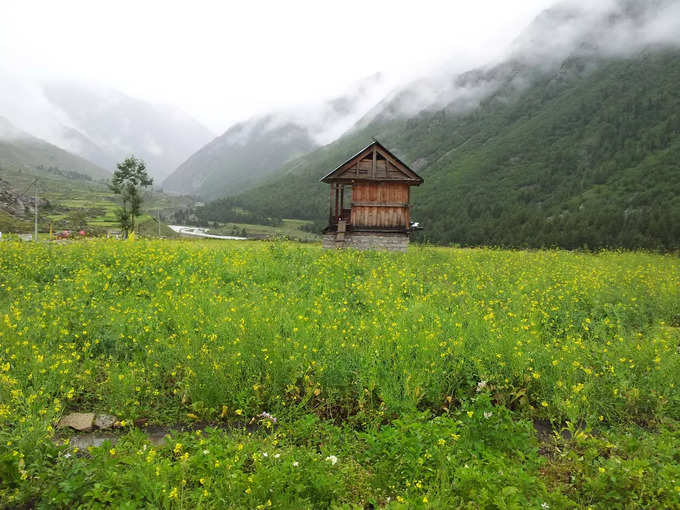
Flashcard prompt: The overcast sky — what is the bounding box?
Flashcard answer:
[0,0,558,132]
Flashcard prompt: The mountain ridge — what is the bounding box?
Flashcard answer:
[42,81,214,180]
[0,115,110,181]
[211,0,680,250]
[162,73,394,198]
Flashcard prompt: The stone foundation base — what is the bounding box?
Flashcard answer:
[323,231,408,252]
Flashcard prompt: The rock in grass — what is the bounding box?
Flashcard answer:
[58,412,95,431]
[94,414,117,430]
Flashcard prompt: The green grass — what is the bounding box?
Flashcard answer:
[208,218,320,241]
[1,166,194,235]
[0,210,30,233]
[0,241,679,508]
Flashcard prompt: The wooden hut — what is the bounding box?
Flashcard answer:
[320,140,423,251]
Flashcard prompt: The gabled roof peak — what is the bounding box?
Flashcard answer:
[320,140,423,185]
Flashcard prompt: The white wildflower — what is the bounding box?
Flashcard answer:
[476,380,488,392]
[484,411,493,419]
[258,411,277,424]
[292,461,299,467]
[325,455,338,465]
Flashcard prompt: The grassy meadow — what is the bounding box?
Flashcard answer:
[207,219,320,241]
[1,240,679,508]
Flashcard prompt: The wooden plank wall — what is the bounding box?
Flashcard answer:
[351,182,409,228]
[345,155,408,180]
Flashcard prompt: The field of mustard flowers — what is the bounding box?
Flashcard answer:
[1,239,679,509]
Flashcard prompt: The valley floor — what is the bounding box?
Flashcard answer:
[0,240,679,508]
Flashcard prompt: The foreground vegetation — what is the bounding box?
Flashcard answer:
[1,240,679,508]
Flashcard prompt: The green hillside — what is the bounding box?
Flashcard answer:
[0,166,193,236]
[0,117,110,181]
[162,72,394,199]
[162,117,317,199]
[227,50,680,250]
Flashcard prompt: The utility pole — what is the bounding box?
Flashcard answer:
[34,180,38,242]
[17,178,40,241]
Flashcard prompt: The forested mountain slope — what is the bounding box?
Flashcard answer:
[227,49,680,250]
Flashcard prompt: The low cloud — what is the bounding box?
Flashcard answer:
[373,0,680,119]
[263,73,398,145]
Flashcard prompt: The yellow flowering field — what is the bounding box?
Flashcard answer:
[1,240,679,508]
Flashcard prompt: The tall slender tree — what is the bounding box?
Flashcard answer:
[110,156,153,238]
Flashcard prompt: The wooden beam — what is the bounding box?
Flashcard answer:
[372,148,377,178]
[325,145,376,181]
[327,177,420,184]
[339,184,344,217]
[351,202,410,208]
[335,184,340,219]
[406,187,411,229]
[375,147,420,181]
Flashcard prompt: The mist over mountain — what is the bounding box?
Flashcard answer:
[0,74,214,181]
[0,115,109,181]
[361,0,680,122]
[1,0,678,249]
[220,0,680,249]
[42,82,214,180]
[163,116,318,199]
[163,73,393,198]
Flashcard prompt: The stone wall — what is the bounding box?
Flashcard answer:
[323,232,409,252]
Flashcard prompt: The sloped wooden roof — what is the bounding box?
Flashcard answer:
[320,140,423,185]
